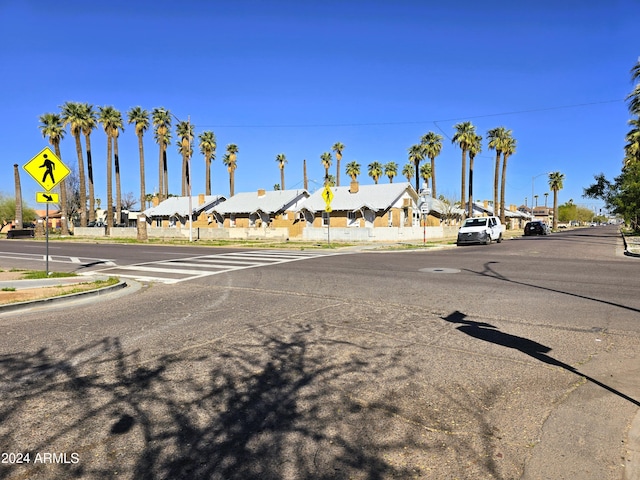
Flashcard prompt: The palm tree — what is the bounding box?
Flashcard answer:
[421,132,443,198]
[487,127,510,214]
[368,161,383,184]
[548,171,565,230]
[627,60,640,116]
[275,153,287,190]
[176,121,193,196]
[384,162,398,183]
[345,161,361,181]
[419,163,432,190]
[320,152,333,184]
[98,106,119,231]
[499,135,517,223]
[452,121,476,208]
[332,142,345,186]
[127,107,150,212]
[402,163,415,183]
[111,109,125,223]
[467,133,482,217]
[407,144,425,192]
[624,118,640,167]
[225,144,239,196]
[198,131,216,195]
[152,108,172,200]
[39,113,69,235]
[80,104,97,222]
[13,164,23,230]
[60,101,88,227]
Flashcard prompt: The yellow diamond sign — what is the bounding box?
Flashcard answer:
[322,186,334,206]
[24,147,70,191]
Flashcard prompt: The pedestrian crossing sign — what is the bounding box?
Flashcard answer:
[23,147,70,191]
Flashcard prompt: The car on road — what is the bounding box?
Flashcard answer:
[524,220,551,236]
[456,216,504,246]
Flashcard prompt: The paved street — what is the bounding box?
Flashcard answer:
[0,226,638,479]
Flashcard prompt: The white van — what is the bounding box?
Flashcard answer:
[456,216,504,246]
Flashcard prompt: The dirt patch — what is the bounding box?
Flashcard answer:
[0,271,115,306]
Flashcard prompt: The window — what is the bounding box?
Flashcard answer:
[348,211,358,227]
[388,211,393,227]
[230,215,236,227]
[322,212,330,226]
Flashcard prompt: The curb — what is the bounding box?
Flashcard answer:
[0,280,128,314]
[621,231,640,257]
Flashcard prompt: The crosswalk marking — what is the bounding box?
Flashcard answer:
[0,251,116,266]
[82,250,344,284]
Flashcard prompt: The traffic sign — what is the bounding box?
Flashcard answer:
[322,185,334,206]
[23,147,70,191]
[36,192,59,203]
[325,205,332,213]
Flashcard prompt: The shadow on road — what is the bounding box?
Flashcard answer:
[0,327,424,479]
[442,310,640,407]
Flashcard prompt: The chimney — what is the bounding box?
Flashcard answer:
[257,189,266,197]
[198,193,205,205]
[152,195,160,207]
[349,181,359,194]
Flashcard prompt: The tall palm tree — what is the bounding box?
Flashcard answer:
[320,152,333,184]
[225,144,239,196]
[452,121,476,208]
[487,126,510,213]
[345,161,361,181]
[384,162,398,183]
[176,121,193,196]
[13,164,23,230]
[548,171,565,230]
[60,101,88,227]
[127,107,150,212]
[627,60,640,116]
[402,163,415,183]
[80,104,97,222]
[275,153,287,190]
[39,113,69,235]
[407,144,425,193]
[467,133,482,217]
[499,135,517,223]
[421,132,443,198]
[624,118,640,167]
[198,130,216,195]
[332,142,345,186]
[98,106,119,231]
[152,108,172,200]
[419,163,432,190]
[367,161,383,184]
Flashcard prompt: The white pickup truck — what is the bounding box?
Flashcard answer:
[456,216,505,246]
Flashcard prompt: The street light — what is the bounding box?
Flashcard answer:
[531,172,549,221]
[165,110,193,242]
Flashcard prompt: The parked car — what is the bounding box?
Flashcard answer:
[457,216,504,246]
[524,221,550,236]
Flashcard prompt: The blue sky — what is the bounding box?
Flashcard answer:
[1,0,637,214]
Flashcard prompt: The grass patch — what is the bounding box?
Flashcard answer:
[21,270,78,279]
[1,287,16,292]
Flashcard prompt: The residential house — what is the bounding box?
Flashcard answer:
[144,194,226,228]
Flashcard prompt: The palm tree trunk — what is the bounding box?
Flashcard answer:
[493,152,500,216]
[468,155,474,217]
[85,134,95,222]
[163,146,169,199]
[336,155,341,187]
[114,136,122,225]
[499,153,510,224]
[158,143,164,201]
[460,149,467,209]
[205,155,211,196]
[280,167,285,191]
[106,135,113,233]
[430,157,436,198]
[553,190,558,230]
[53,144,69,235]
[13,164,23,229]
[138,133,146,213]
[414,162,420,193]
[74,134,87,227]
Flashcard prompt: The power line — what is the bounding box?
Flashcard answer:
[196,99,623,129]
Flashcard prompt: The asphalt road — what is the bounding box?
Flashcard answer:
[0,226,638,479]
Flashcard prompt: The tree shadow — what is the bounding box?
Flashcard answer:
[442,310,640,407]
[0,326,422,479]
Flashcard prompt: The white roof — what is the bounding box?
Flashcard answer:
[209,189,309,215]
[144,195,225,217]
[299,182,418,213]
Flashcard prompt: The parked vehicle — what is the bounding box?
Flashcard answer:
[524,221,551,236]
[456,216,504,246]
